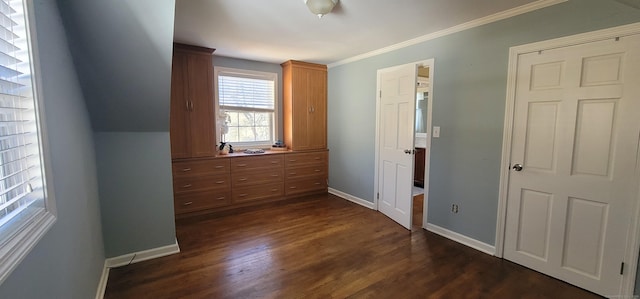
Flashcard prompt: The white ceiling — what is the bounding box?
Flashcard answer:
[174,0,539,65]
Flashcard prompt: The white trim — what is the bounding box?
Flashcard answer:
[419,59,435,230]
[94,261,110,299]
[105,241,180,268]
[328,0,567,68]
[496,22,640,297]
[426,223,496,256]
[328,188,375,209]
[95,240,180,299]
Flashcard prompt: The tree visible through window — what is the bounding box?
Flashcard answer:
[215,67,277,148]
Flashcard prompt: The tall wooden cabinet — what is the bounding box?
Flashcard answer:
[170,44,216,159]
[282,60,327,151]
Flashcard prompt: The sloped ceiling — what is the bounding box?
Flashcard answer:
[56,0,175,131]
[174,0,539,65]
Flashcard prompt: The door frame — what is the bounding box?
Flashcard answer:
[494,22,640,296]
[373,59,434,229]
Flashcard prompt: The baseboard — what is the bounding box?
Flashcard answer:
[105,241,180,268]
[95,261,110,299]
[328,188,375,209]
[95,240,180,299]
[426,223,496,256]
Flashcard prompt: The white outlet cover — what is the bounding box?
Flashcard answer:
[433,126,440,138]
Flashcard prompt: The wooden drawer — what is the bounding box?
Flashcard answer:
[231,155,284,171]
[172,158,230,177]
[173,174,230,193]
[285,177,327,196]
[285,151,328,168]
[232,168,283,187]
[285,164,327,179]
[232,183,284,203]
[174,190,231,214]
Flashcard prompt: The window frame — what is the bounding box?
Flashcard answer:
[213,66,278,149]
[0,0,57,284]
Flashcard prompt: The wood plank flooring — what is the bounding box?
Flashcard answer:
[104,193,601,298]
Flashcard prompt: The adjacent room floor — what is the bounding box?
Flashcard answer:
[104,193,601,298]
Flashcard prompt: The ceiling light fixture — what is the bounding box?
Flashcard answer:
[304,0,338,19]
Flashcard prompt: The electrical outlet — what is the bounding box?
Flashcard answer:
[451,204,459,213]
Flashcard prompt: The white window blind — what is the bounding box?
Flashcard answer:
[0,0,46,241]
[218,75,275,112]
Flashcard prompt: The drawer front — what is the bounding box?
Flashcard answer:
[232,168,283,187]
[173,174,230,193]
[285,177,327,196]
[285,151,328,168]
[173,159,230,177]
[285,164,327,179]
[231,155,284,171]
[174,191,231,214]
[232,183,284,203]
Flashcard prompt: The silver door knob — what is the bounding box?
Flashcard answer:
[512,164,523,171]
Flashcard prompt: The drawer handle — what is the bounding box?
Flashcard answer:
[182,168,191,172]
[314,157,320,160]
[271,189,278,192]
[239,193,248,197]
[271,161,278,164]
[239,178,247,181]
[216,196,226,200]
[215,165,224,169]
[289,186,297,189]
[314,169,321,172]
[314,182,321,185]
[215,181,225,184]
[288,159,297,162]
[183,201,193,206]
[271,174,279,177]
[182,184,192,188]
[237,164,247,167]
[289,172,297,175]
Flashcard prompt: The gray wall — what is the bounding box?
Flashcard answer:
[95,132,176,257]
[213,56,285,142]
[0,0,104,297]
[57,0,177,258]
[328,0,640,245]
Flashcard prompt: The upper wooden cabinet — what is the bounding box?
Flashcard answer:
[282,60,327,151]
[170,44,216,159]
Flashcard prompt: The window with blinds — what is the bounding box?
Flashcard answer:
[215,67,277,147]
[0,0,54,284]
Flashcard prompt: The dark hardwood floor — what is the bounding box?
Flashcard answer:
[104,193,601,298]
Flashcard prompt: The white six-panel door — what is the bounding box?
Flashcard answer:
[377,63,417,230]
[504,35,640,296]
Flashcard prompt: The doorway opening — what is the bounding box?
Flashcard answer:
[412,64,432,229]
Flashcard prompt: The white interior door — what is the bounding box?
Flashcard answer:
[504,34,640,296]
[377,63,417,230]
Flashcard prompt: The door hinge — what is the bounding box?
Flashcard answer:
[620,262,625,275]
[379,90,382,98]
[377,192,379,200]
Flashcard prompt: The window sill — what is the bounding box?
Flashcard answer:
[0,209,56,284]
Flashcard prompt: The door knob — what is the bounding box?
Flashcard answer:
[512,163,523,171]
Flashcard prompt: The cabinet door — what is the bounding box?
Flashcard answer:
[291,66,311,150]
[187,54,216,157]
[170,52,191,159]
[307,68,327,149]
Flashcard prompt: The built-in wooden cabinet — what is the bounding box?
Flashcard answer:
[285,150,328,196]
[230,155,284,203]
[282,60,327,151]
[170,44,216,159]
[172,158,231,214]
[169,52,330,217]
